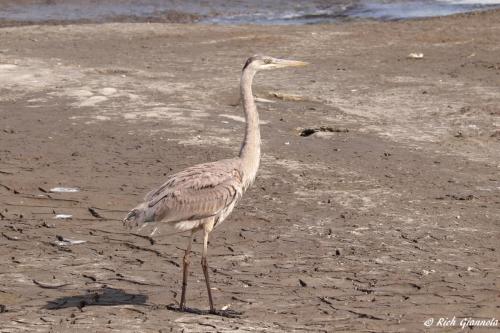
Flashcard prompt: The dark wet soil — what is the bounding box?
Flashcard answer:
[0,9,499,332]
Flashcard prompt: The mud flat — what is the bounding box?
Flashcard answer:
[0,9,499,332]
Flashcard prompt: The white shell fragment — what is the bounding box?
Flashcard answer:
[221,304,231,311]
[55,237,86,246]
[54,214,73,219]
[407,53,424,59]
[150,227,159,236]
[49,187,79,193]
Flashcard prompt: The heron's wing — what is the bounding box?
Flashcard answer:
[144,159,243,223]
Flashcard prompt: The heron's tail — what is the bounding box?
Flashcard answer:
[123,202,155,230]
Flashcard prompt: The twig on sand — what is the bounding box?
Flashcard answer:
[318,296,384,321]
[0,183,16,193]
[33,279,70,289]
[88,207,104,218]
[166,304,242,318]
[1,232,19,241]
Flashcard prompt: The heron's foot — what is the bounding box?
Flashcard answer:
[166,304,242,318]
[209,308,242,318]
[167,304,203,315]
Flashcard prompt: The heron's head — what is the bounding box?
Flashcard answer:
[243,55,308,72]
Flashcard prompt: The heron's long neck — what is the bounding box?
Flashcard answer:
[239,68,261,189]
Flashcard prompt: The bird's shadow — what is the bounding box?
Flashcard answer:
[165,304,242,318]
[45,287,148,310]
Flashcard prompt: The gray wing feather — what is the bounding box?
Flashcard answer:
[143,159,243,224]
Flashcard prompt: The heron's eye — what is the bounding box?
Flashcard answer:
[264,59,272,64]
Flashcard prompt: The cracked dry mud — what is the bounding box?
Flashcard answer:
[0,10,499,333]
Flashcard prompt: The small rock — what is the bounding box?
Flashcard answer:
[407,52,424,59]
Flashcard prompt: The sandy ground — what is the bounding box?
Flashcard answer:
[0,9,499,333]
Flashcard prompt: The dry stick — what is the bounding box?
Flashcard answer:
[82,274,97,282]
[87,206,129,213]
[4,203,76,210]
[88,207,104,218]
[124,307,148,315]
[21,195,81,203]
[0,183,13,191]
[89,228,134,236]
[319,296,384,321]
[92,227,180,240]
[119,242,180,267]
[3,202,69,209]
[130,233,155,244]
[108,277,163,287]
[1,232,19,241]
[32,279,70,289]
[231,296,253,304]
[94,229,166,238]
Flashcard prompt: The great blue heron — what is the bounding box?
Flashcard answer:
[123,55,307,314]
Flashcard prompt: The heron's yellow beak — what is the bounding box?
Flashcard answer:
[275,59,309,68]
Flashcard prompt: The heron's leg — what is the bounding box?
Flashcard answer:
[179,230,194,310]
[201,221,216,313]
